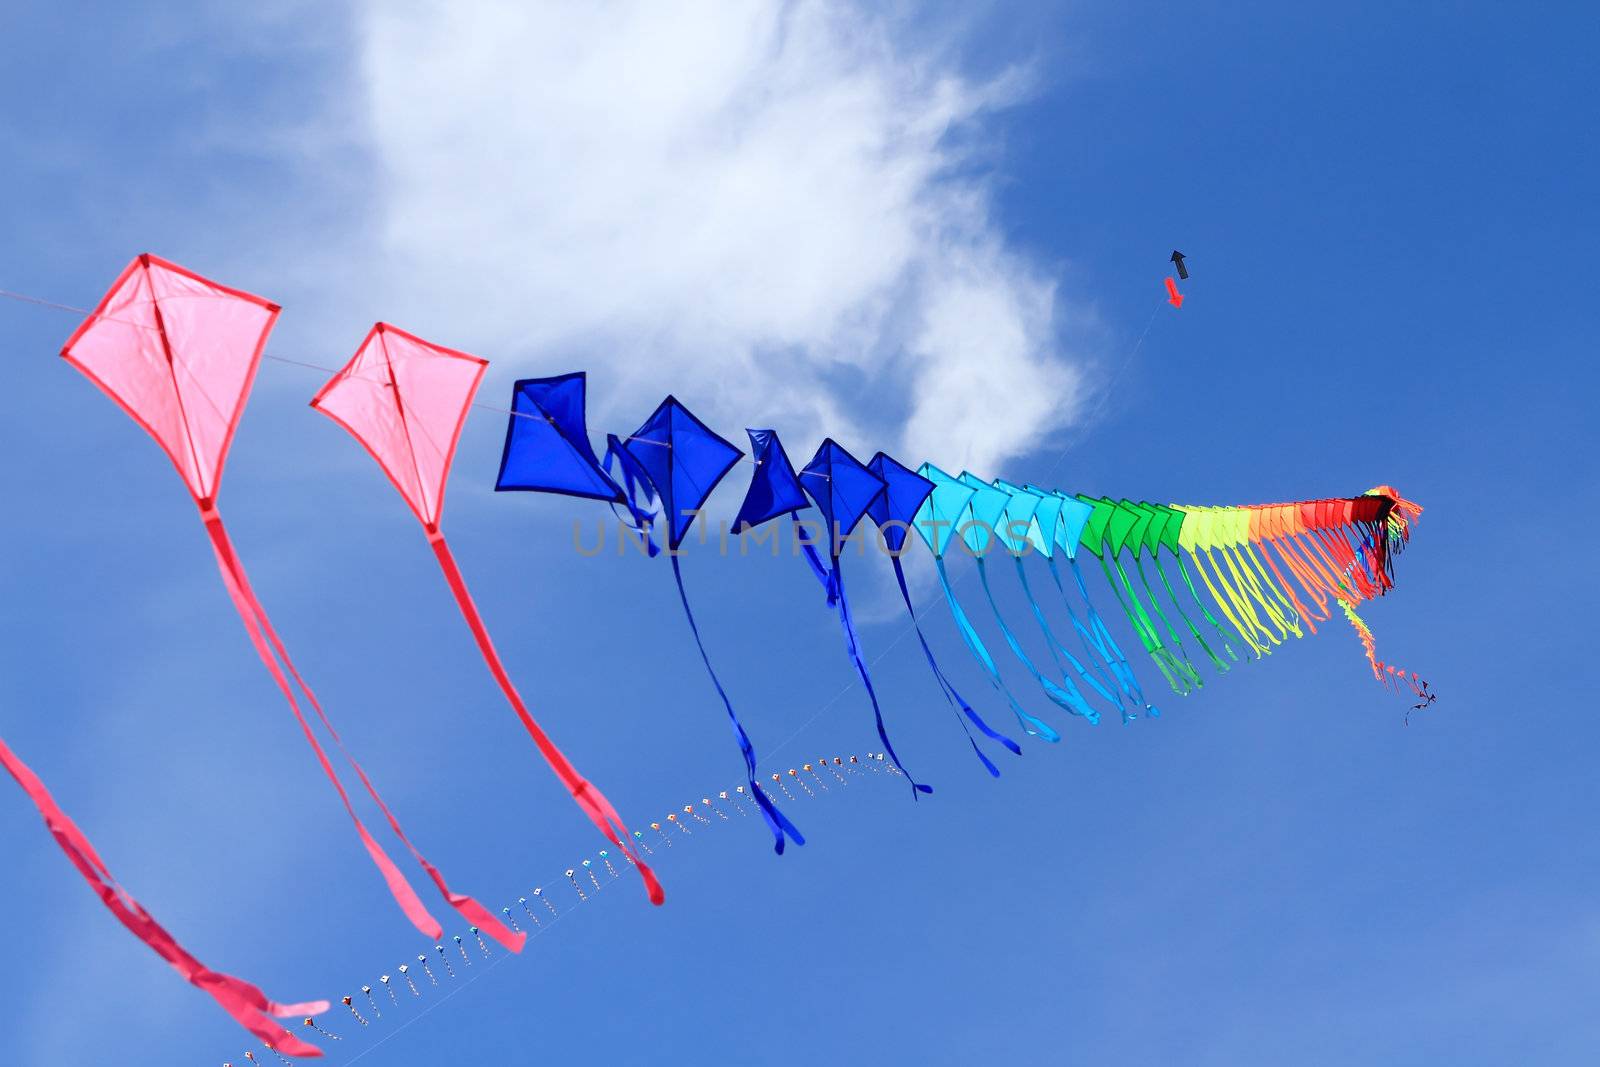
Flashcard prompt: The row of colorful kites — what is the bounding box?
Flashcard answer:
[0,255,1427,1058]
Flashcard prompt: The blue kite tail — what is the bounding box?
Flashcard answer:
[670,555,803,851]
[1014,555,1110,724]
[1045,554,1126,712]
[832,561,932,796]
[934,556,1060,742]
[792,515,837,602]
[602,435,661,556]
[975,556,1099,725]
[1069,556,1160,721]
[892,557,1019,776]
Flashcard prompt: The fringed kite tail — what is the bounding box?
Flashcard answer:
[1187,545,1271,660]
[1045,555,1127,711]
[202,508,524,953]
[1132,555,1199,672]
[1103,552,1195,700]
[1253,538,1318,636]
[0,736,328,1057]
[975,556,1100,724]
[668,554,805,852]
[428,529,665,902]
[1149,554,1230,672]
[833,562,933,795]
[1015,556,1112,723]
[1174,553,1241,663]
[1226,543,1301,642]
[1066,556,1156,720]
[1337,598,1433,712]
[891,558,1021,768]
[934,557,1060,742]
[792,516,837,603]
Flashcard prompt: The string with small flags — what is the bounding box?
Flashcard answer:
[217,754,901,1066]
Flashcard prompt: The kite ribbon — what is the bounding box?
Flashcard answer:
[602,435,661,556]
[1146,553,1232,669]
[668,554,804,853]
[974,556,1100,723]
[202,509,526,951]
[0,737,328,1058]
[1170,552,1243,658]
[1043,554,1127,713]
[1066,555,1157,719]
[830,560,933,795]
[933,557,1060,742]
[1101,550,1193,697]
[891,556,1020,776]
[198,507,446,942]
[1013,555,1113,719]
[427,529,665,903]
[792,517,836,601]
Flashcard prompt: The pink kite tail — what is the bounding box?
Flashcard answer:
[204,510,524,953]
[426,528,664,906]
[0,736,326,1057]
[198,507,446,942]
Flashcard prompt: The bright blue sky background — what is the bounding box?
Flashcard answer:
[2,3,1596,1065]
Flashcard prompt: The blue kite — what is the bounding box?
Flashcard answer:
[623,398,805,854]
[800,439,931,796]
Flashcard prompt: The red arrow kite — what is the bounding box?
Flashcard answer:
[311,323,663,905]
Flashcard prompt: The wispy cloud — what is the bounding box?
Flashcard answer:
[344,0,1083,474]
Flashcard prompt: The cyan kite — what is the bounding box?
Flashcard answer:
[869,453,1020,776]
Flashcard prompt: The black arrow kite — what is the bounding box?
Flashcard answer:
[1170,250,1189,280]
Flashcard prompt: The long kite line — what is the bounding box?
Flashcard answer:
[0,257,1428,1059]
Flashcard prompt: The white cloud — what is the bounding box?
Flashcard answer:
[352,0,1084,474]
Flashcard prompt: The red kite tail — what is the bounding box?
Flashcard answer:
[198,506,445,942]
[426,529,664,905]
[0,736,326,1057]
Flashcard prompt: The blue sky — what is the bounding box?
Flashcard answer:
[1,2,1596,1064]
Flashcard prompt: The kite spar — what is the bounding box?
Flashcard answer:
[312,325,663,905]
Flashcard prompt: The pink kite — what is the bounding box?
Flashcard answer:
[0,737,327,1057]
[61,256,522,987]
[311,323,664,905]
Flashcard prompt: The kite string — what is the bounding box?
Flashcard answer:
[761,549,982,766]
[0,286,836,482]
[0,288,119,319]
[1040,302,1161,484]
